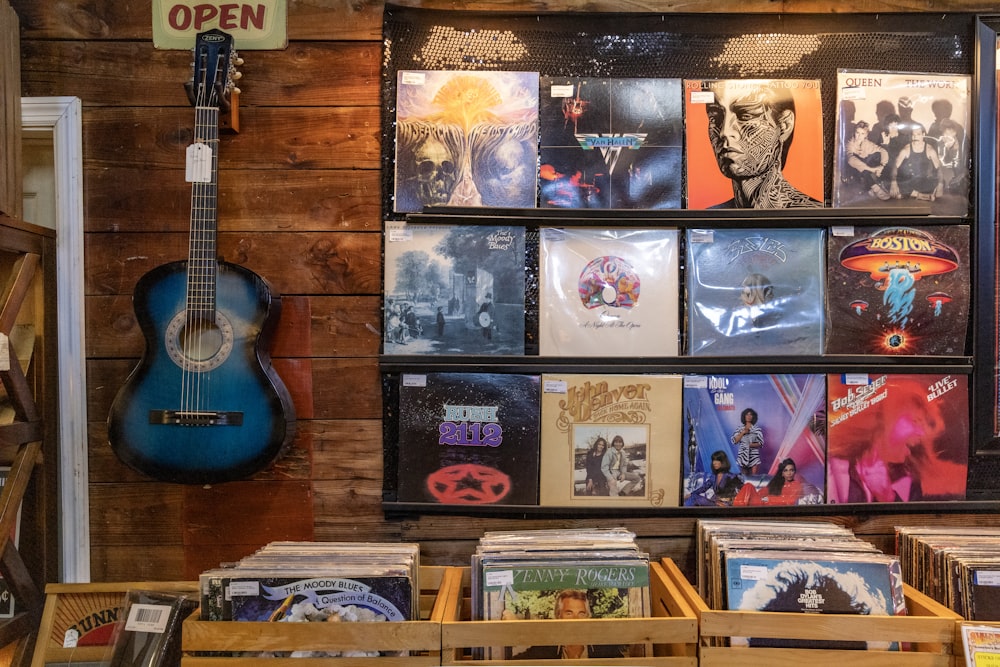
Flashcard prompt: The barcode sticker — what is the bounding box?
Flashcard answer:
[124,603,171,633]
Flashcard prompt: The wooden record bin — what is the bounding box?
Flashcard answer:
[179,565,455,666]
[440,559,698,666]
[660,557,963,666]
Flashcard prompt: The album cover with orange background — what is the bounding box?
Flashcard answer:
[684,79,824,209]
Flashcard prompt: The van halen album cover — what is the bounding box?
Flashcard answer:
[383,222,526,355]
[686,228,825,356]
[833,70,971,215]
[825,225,969,355]
[682,374,826,508]
[538,373,682,508]
[395,372,541,506]
[538,227,679,356]
[826,373,969,504]
[538,77,683,209]
[394,70,539,213]
[684,79,824,209]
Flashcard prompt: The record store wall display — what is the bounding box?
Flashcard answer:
[378,7,1000,514]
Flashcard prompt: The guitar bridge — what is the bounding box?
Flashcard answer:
[148,410,244,426]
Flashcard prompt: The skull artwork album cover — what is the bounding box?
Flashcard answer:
[686,227,825,356]
[393,70,539,213]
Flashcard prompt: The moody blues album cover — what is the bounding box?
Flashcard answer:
[394,70,539,213]
[395,372,540,506]
[686,228,825,356]
[538,77,683,209]
[834,70,971,215]
[383,222,526,355]
[825,225,969,355]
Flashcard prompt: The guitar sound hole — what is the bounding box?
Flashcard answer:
[182,321,224,361]
[165,310,235,372]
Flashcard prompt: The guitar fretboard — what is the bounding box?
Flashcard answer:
[187,105,220,322]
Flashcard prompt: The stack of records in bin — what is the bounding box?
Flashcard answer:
[697,519,906,650]
[199,542,420,658]
[472,527,650,660]
[895,526,1000,621]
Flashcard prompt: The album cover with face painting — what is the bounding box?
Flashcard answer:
[395,372,540,506]
[684,79,824,210]
[538,227,679,356]
[686,228,824,356]
[394,70,539,213]
[538,77,683,209]
[825,225,969,356]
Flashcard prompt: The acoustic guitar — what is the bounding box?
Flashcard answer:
[108,29,295,484]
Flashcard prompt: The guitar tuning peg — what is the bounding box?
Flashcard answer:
[234,56,244,66]
[233,86,242,95]
[232,70,243,81]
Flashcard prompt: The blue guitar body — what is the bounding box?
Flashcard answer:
[108,29,295,483]
[108,260,295,483]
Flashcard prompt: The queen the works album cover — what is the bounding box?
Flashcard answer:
[395,372,540,506]
[538,77,683,209]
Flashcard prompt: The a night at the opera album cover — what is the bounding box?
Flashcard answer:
[539,227,679,356]
[395,372,540,506]
[393,70,539,213]
[826,373,969,504]
[682,374,826,508]
[684,79,824,210]
[538,77,683,209]
[833,70,971,215]
[383,222,526,355]
[825,225,969,355]
[686,228,824,356]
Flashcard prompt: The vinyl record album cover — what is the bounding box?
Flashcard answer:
[538,77,683,209]
[825,225,969,355]
[383,222,526,355]
[539,374,682,508]
[394,70,539,213]
[686,228,824,356]
[682,374,826,507]
[684,79,824,209]
[723,551,903,648]
[538,227,679,356]
[833,70,971,215]
[827,373,969,503]
[396,372,540,505]
[228,575,414,623]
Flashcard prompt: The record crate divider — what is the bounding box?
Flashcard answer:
[658,557,964,666]
[439,559,698,666]
[179,565,457,666]
[31,581,200,666]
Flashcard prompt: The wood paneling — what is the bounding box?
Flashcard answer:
[1,0,20,219]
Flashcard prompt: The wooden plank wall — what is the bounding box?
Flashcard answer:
[1,0,21,219]
[11,0,1000,584]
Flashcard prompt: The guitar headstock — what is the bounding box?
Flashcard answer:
[184,28,242,112]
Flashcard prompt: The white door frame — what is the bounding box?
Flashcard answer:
[21,96,89,583]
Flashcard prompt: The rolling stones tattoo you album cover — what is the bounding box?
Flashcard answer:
[684,79,824,209]
[825,225,969,355]
[383,222,526,355]
[538,77,683,209]
[395,372,540,506]
[538,227,679,356]
[686,228,824,356]
[834,70,971,215]
[826,373,969,504]
[682,374,827,508]
[393,70,539,213]
[538,374,682,508]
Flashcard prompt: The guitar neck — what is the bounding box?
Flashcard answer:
[188,105,220,319]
